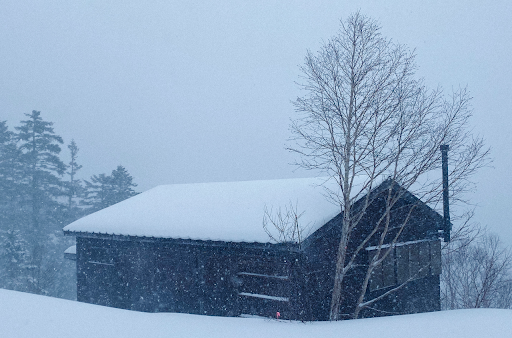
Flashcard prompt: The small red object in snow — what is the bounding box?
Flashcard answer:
[276,311,281,319]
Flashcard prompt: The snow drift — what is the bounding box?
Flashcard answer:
[1,289,511,338]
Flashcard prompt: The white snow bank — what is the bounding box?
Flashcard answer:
[1,289,511,338]
[63,177,341,243]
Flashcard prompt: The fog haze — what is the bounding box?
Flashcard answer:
[1,1,511,243]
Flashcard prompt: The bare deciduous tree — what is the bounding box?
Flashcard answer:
[263,202,305,248]
[442,208,481,253]
[289,12,489,320]
[442,232,512,309]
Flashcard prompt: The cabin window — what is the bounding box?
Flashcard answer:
[367,239,441,292]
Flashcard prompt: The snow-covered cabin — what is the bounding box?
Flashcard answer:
[63,177,443,320]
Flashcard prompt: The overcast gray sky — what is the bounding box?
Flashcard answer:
[1,1,511,244]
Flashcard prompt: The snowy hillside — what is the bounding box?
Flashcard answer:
[1,289,511,338]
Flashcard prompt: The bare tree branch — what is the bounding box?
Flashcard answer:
[263,202,306,248]
[442,231,512,309]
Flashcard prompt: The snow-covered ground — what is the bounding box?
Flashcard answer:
[1,289,511,338]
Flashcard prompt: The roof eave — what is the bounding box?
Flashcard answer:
[63,230,302,252]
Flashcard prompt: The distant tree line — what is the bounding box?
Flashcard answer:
[0,110,138,299]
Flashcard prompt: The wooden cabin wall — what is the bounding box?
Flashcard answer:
[301,189,443,320]
[76,236,307,319]
[76,237,117,307]
[349,190,442,250]
[235,248,306,319]
[361,275,441,317]
[301,215,380,320]
[301,215,342,321]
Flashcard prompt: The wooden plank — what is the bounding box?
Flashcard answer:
[429,240,442,275]
[368,250,383,291]
[396,245,409,284]
[238,272,289,280]
[381,248,396,288]
[418,241,430,278]
[409,242,420,280]
[237,258,290,276]
[238,292,289,302]
[238,275,291,297]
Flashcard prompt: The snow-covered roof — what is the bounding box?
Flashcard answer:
[63,177,341,243]
[64,245,76,254]
[63,245,77,261]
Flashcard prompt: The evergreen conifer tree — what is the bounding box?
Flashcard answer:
[65,139,83,222]
[0,120,25,211]
[83,173,111,212]
[0,121,17,214]
[1,228,30,290]
[15,111,66,231]
[84,165,138,212]
[109,165,138,205]
[14,111,67,294]
[0,121,30,291]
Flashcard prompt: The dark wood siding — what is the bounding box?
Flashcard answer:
[300,182,443,320]
[368,239,442,292]
[76,236,307,319]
